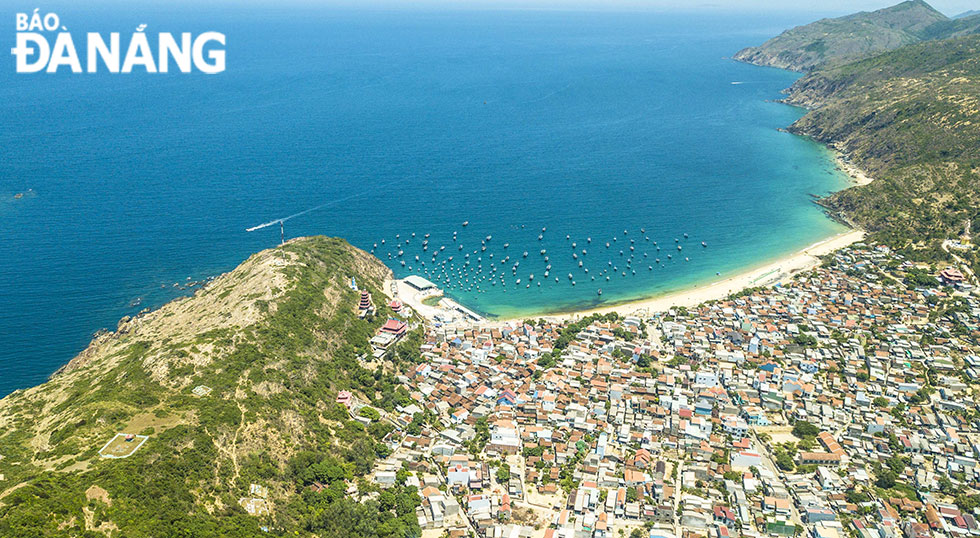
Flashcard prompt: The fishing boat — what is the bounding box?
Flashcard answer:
[462,221,469,227]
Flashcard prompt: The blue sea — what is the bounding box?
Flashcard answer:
[0,5,849,397]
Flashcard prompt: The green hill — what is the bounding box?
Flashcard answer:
[733,0,972,71]
[785,34,980,260]
[0,237,425,537]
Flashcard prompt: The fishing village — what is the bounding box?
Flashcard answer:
[341,240,980,538]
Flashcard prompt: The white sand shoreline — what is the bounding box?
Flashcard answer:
[496,146,878,323]
[499,228,866,322]
[405,146,876,326]
[831,143,874,186]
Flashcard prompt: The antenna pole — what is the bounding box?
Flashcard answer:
[280,221,285,246]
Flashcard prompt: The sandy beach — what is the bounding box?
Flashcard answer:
[832,144,874,186]
[517,147,877,322]
[513,228,866,322]
[402,147,877,326]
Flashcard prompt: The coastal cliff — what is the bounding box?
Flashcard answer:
[0,237,426,537]
[785,35,980,251]
[737,1,980,270]
[733,0,978,72]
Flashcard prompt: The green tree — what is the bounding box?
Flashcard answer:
[792,421,819,439]
[496,463,511,483]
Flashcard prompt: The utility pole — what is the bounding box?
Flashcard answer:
[277,221,287,265]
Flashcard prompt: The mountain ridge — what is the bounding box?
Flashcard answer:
[0,236,427,537]
[733,0,978,72]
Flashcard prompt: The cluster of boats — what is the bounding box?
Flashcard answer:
[371,223,708,296]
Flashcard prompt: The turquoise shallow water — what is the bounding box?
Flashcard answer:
[0,7,848,396]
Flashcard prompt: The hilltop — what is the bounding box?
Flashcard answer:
[735,0,980,273]
[784,34,980,268]
[0,237,426,537]
[733,0,980,71]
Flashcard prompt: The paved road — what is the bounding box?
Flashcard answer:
[750,431,803,527]
[673,459,684,536]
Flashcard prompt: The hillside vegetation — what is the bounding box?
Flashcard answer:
[785,35,980,261]
[0,237,425,537]
[733,0,980,71]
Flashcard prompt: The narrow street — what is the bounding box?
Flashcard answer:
[749,432,803,527]
[672,459,684,536]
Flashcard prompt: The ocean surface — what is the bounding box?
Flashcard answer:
[0,6,850,397]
